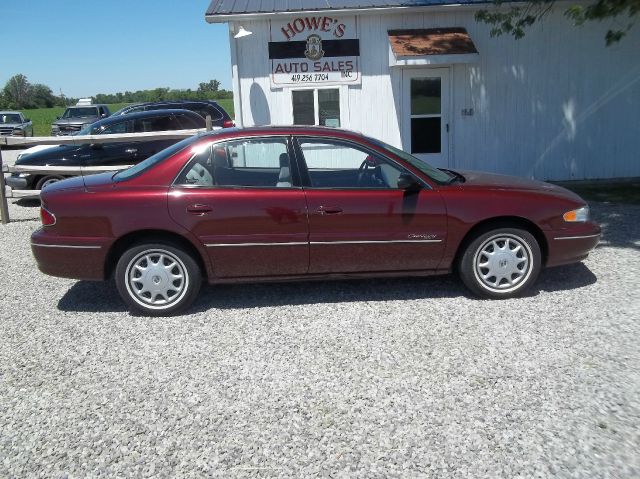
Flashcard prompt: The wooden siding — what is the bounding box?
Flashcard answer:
[229,10,640,180]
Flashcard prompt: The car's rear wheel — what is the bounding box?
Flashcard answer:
[36,175,64,190]
[115,242,202,316]
[459,227,541,299]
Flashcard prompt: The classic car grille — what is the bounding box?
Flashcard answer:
[0,127,14,135]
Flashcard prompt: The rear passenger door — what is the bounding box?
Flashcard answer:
[168,136,309,278]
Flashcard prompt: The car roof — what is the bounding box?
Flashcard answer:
[133,100,220,106]
[201,125,365,139]
[194,125,373,147]
[90,108,201,128]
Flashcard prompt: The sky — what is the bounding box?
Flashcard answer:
[0,0,232,98]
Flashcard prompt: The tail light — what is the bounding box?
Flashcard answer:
[222,119,235,128]
[40,206,56,226]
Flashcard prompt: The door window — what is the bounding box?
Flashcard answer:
[134,115,182,132]
[176,113,205,129]
[192,105,223,121]
[298,139,406,189]
[175,138,294,188]
[410,78,442,154]
[99,120,131,135]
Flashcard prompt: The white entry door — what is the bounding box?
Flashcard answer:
[402,68,450,168]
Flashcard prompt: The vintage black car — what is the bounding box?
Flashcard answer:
[7,109,205,191]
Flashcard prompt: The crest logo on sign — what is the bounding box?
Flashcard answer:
[304,34,324,61]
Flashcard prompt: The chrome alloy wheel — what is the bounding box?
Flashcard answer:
[473,234,533,293]
[124,249,189,310]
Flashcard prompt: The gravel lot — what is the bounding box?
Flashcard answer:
[0,186,639,477]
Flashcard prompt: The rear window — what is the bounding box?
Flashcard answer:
[113,135,201,182]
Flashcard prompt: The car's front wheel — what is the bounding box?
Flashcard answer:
[115,242,202,316]
[459,227,541,299]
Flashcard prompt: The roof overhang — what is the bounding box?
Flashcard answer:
[205,3,493,24]
[388,28,479,66]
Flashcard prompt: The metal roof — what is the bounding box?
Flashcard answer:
[206,0,490,22]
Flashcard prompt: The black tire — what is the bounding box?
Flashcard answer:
[115,242,202,316]
[458,227,541,299]
[35,175,64,190]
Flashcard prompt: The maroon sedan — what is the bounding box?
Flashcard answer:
[32,126,600,315]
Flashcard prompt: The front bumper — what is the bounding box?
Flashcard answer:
[5,174,30,189]
[544,222,601,267]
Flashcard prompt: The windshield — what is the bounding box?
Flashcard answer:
[368,137,453,184]
[113,135,201,182]
[0,114,22,124]
[62,107,99,119]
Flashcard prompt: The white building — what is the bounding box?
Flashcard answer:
[205,0,640,181]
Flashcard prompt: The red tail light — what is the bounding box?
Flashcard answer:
[222,119,235,128]
[40,206,56,226]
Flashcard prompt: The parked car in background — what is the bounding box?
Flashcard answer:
[0,111,33,137]
[51,103,111,136]
[112,100,234,128]
[7,109,205,191]
[31,126,600,316]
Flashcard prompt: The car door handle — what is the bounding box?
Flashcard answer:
[125,148,138,154]
[316,206,343,215]
[186,204,213,215]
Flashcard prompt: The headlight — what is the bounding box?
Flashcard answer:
[11,128,25,136]
[563,206,590,222]
[51,125,60,132]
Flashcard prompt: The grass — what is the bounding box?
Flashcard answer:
[217,98,234,119]
[554,179,640,204]
[23,100,234,136]
[24,103,131,136]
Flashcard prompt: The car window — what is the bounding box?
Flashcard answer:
[298,139,406,189]
[133,115,182,132]
[191,105,223,121]
[114,135,200,182]
[99,120,131,135]
[175,138,293,188]
[0,114,22,123]
[62,107,99,119]
[176,114,204,129]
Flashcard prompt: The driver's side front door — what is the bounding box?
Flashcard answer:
[295,137,448,274]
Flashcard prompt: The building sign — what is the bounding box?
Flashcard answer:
[269,16,360,87]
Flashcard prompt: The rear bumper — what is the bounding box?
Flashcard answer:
[545,223,601,267]
[31,229,110,280]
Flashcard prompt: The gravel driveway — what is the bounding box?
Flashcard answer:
[0,197,638,478]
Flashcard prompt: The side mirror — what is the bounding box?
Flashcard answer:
[56,116,61,120]
[397,173,421,191]
[24,118,31,122]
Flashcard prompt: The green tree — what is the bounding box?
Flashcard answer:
[3,74,31,109]
[30,83,57,108]
[476,0,639,45]
[198,80,220,93]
